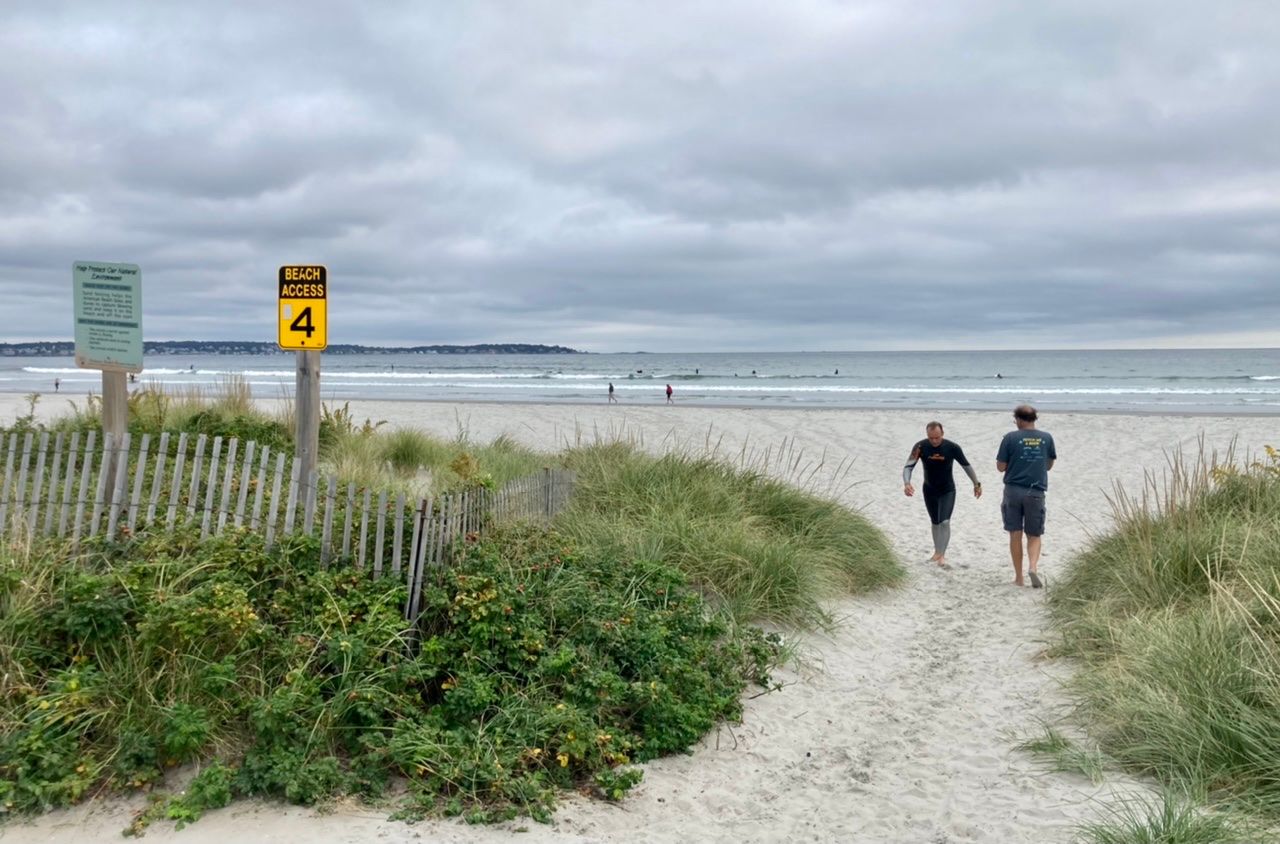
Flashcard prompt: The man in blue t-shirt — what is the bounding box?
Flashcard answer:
[996,405,1057,589]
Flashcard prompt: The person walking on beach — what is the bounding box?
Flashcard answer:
[903,421,981,567]
[54,378,60,392]
[608,382,617,403]
[665,384,673,404]
[997,405,1057,588]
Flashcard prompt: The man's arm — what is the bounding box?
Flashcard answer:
[997,461,1008,472]
[903,445,921,496]
[1047,459,1055,471]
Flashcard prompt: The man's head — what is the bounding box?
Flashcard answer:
[1013,405,1038,428]
[926,421,944,446]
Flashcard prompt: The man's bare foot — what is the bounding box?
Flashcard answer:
[1014,578,1025,587]
[935,557,948,568]
[928,552,942,562]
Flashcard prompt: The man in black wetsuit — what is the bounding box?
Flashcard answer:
[903,421,982,567]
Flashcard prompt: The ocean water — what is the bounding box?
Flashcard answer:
[3,349,1279,414]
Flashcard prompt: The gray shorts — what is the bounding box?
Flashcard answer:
[1002,485,1047,536]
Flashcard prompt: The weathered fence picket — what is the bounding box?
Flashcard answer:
[57,431,79,538]
[265,453,286,548]
[320,475,337,566]
[106,432,132,539]
[390,492,405,578]
[216,438,238,535]
[234,440,255,528]
[72,431,97,543]
[250,446,269,530]
[125,433,151,532]
[357,488,371,569]
[373,489,387,578]
[146,432,169,526]
[27,432,50,535]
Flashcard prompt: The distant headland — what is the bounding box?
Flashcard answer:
[0,341,584,357]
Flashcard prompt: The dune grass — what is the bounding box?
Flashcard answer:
[1048,442,1280,832]
[558,442,903,628]
[320,416,546,497]
[1078,792,1249,844]
[1015,725,1107,785]
[49,376,292,449]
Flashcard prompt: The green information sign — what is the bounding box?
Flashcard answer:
[73,261,143,373]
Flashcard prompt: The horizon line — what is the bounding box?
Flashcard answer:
[2,340,1279,355]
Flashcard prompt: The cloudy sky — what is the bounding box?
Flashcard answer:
[2,1,1277,351]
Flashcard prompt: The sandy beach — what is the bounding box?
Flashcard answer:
[3,396,1276,844]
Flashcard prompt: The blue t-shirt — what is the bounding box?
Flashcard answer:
[997,429,1057,491]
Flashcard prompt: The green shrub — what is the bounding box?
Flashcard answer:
[0,524,777,828]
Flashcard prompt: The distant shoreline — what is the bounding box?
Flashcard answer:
[0,342,585,356]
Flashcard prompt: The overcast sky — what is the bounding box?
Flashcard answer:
[2,1,1277,352]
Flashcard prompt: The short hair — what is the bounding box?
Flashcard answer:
[1013,405,1038,423]
[926,421,944,432]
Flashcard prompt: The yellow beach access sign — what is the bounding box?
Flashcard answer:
[278,265,327,350]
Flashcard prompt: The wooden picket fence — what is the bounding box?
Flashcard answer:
[0,428,575,619]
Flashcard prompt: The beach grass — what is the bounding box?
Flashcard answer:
[1077,791,1249,844]
[1015,725,1107,785]
[1049,442,1280,827]
[558,441,903,628]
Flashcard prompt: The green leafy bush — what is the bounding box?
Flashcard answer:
[0,524,777,828]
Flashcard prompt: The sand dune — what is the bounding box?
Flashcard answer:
[4,397,1276,843]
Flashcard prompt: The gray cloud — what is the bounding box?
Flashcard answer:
[1,0,1277,351]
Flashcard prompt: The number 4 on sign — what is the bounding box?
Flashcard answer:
[290,307,315,337]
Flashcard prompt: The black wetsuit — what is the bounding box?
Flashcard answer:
[906,439,972,525]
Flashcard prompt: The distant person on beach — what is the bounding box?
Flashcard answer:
[54,378,60,392]
[997,405,1057,588]
[608,382,617,403]
[903,422,982,568]
[665,384,673,404]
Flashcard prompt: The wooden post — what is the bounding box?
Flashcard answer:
[101,370,128,507]
[295,350,320,510]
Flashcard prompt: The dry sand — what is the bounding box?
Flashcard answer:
[3,397,1276,844]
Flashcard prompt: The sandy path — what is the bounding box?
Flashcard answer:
[3,399,1275,843]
